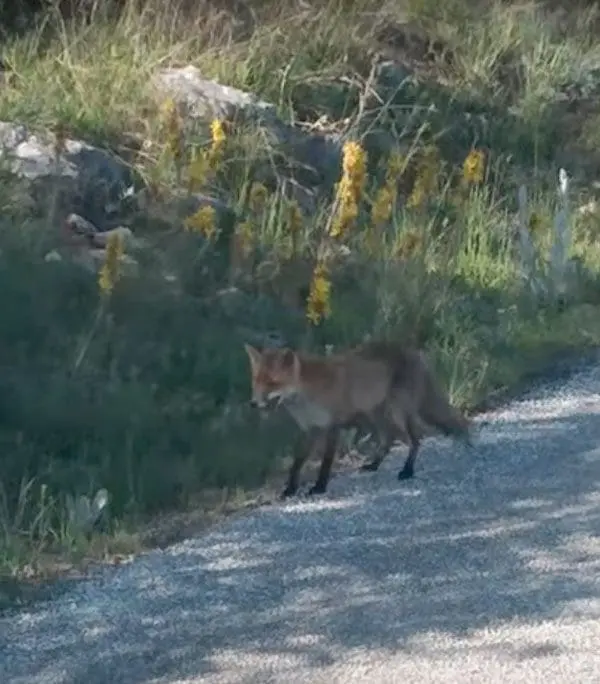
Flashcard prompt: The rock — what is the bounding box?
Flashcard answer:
[137,188,234,229]
[65,213,98,238]
[0,121,138,227]
[64,214,148,250]
[91,226,148,250]
[153,65,342,191]
[155,65,278,123]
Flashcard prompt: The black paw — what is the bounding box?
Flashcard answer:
[308,483,327,496]
[360,461,380,473]
[398,467,414,481]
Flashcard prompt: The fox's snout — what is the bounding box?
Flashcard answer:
[249,397,267,409]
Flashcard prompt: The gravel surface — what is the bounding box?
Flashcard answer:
[2,359,600,683]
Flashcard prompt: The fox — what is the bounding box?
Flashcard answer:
[244,340,472,498]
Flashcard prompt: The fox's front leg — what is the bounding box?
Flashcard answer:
[281,428,318,499]
[309,426,339,496]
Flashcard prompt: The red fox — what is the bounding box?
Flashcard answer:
[244,340,471,498]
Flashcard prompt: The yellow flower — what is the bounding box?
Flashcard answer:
[98,232,125,296]
[207,118,226,170]
[341,141,367,200]
[394,230,422,259]
[187,148,210,191]
[330,192,359,238]
[330,140,367,238]
[386,151,406,182]
[306,262,332,325]
[160,97,177,119]
[235,219,254,257]
[184,205,218,240]
[528,211,543,234]
[286,199,303,232]
[161,97,183,162]
[371,184,396,226]
[248,182,269,213]
[463,149,485,185]
[407,145,439,209]
[211,119,226,146]
[368,150,405,227]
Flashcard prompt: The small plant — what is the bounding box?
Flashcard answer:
[516,168,577,306]
[549,169,573,299]
[65,489,110,537]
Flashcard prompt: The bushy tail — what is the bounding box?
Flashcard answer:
[420,374,473,445]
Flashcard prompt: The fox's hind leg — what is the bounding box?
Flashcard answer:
[397,415,421,480]
[361,402,410,473]
[360,420,395,472]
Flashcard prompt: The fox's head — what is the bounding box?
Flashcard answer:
[244,344,301,409]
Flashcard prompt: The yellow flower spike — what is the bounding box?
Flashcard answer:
[184,205,218,241]
[342,141,367,200]
[235,219,254,257]
[330,140,367,238]
[286,200,303,232]
[371,185,396,226]
[206,118,227,170]
[407,179,425,209]
[210,119,226,146]
[407,145,439,210]
[306,262,332,326]
[528,211,542,234]
[98,232,125,297]
[386,151,406,182]
[248,182,269,213]
[187,149,209,191]
[160,97,177,119]
[463,149,485,185]
[330,198,358,238]
[161,97,184,163]
[394,231,422,259]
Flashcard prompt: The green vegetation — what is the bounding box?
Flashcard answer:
[3,0,600,584]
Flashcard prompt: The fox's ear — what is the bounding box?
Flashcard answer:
[244,343,261,370]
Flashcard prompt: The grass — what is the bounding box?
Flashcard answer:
[3,0,600,588]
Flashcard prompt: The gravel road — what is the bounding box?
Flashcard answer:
[2,358,600,683]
